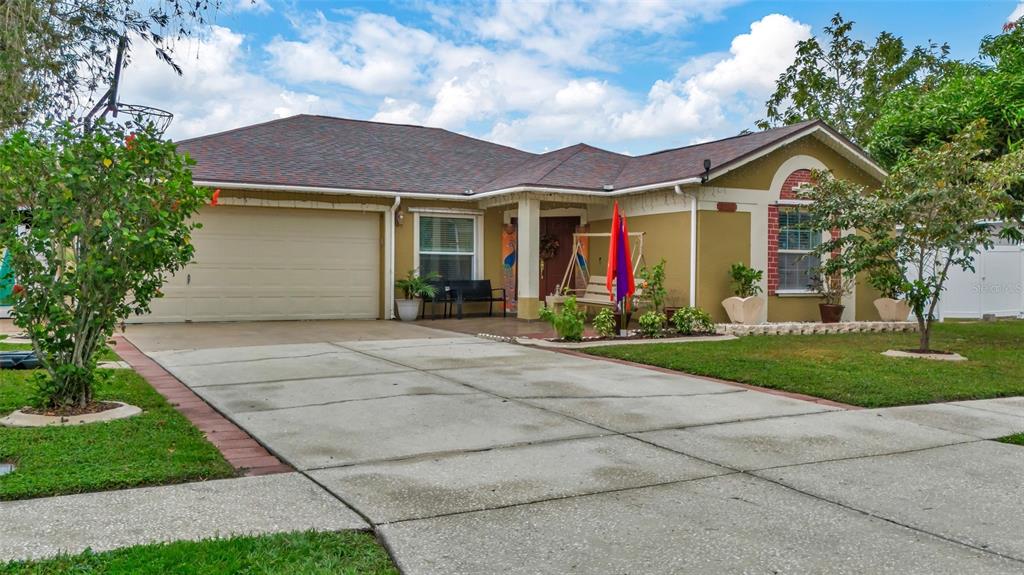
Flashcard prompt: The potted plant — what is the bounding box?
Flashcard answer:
[810,261,855,323]
[869,265,912,321]
[722,262,764,324]
[394,270,439,321]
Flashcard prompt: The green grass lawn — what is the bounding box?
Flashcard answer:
[0,531,399,575]
[0,367,235,500]
[585,320,1024,408]
[0,341,120,361]
[998,433,1024,446]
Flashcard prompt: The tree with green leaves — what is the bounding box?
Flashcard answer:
[0,121,209,408]
[801,121,1024,352]
[869,20,1024,171]
[0,0,222,133]
[758,13,949,146]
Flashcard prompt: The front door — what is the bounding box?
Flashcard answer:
[539,216,581,299]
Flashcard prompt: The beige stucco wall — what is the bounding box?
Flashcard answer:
[712,136,879,191]
[587,211,692,311]
[768,296,820,322]
[855,270,882,321]
[696,211,751,323]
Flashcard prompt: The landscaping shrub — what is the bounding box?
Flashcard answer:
[672,306,716,335]
[637,310,667,338]
[538,296,586,341]
[0,121,207,409]
[592,308,617,338]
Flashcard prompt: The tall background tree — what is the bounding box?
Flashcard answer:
[758,13,949,147]
[869,20,1024,169]
[0,0,222,133]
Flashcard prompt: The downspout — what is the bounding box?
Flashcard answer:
[675,185,698,308]
[386,196,401,319]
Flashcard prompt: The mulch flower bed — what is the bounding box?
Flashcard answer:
[21,401,122,417]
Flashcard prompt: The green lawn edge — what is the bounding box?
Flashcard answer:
[584,321,1024,408]
[0,368,234,500]
[997,433,1024,446]
[0,530,399,575]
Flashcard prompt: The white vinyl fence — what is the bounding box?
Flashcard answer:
[937,226,1024,319]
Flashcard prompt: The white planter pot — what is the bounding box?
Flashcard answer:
[395,299,421,322]
[874,298,911,322]
[722,296,764,325]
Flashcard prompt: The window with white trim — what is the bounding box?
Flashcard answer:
[418,215,476,280]
[777,206,820,291]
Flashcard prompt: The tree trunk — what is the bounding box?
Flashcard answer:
[913,311,930,352]
[918,319,931,352]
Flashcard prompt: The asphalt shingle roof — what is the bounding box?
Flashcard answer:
[177,115,833,196]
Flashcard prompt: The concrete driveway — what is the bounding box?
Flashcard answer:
[127,321,1024,574]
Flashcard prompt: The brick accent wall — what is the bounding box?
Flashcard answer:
[767,169,813,295]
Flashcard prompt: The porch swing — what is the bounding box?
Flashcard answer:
[547,231,646,309]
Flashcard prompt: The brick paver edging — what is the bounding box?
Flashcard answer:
[552,348,862,410]
[113,335,293,476]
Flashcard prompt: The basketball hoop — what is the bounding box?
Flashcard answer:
[84,36,174,136]
[112,103,174,136]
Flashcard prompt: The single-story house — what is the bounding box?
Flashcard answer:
[140,114,887,323]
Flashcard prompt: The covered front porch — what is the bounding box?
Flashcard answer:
[476,192,606,320]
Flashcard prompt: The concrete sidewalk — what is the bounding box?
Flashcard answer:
[124,325,1024,574]
[0,473,366,561]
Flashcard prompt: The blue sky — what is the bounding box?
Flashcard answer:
[121,1,1023,155]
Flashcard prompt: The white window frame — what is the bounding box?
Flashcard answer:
[413,211,484,280]
[775,202,825,295]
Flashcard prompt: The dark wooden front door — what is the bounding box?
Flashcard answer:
[540,216,581,298]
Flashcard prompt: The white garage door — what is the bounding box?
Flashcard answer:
[139,206,381,322]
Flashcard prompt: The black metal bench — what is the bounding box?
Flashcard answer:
[425,279,456,320]
[448,279,507,319]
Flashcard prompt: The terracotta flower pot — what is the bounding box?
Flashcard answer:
[819,303,845,323]
[722,296,763,324]
[873,298,911,322]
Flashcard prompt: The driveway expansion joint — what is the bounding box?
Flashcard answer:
[184,368,416,388]
[374,471,743,527]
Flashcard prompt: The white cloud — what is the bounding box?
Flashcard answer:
[611,14,810,139]
[473,0,740,69]
[119,26,338,140]
[1009,3,1024,21]
[484,13,808,148]
[266,13,436,94]
[125,3,812,154]
[235,0,271,15]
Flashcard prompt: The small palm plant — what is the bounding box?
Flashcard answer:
[395,270,440,299]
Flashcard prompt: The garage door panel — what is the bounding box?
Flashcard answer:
[137,206,381,322]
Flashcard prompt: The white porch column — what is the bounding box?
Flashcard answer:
[517,196,541,319]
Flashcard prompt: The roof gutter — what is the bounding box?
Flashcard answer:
[193,177,704,203]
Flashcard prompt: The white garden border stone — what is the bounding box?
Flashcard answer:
[718,321,917,337]
[882,349,967,362]
[0,401,142,427]
[516,334,737,349]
